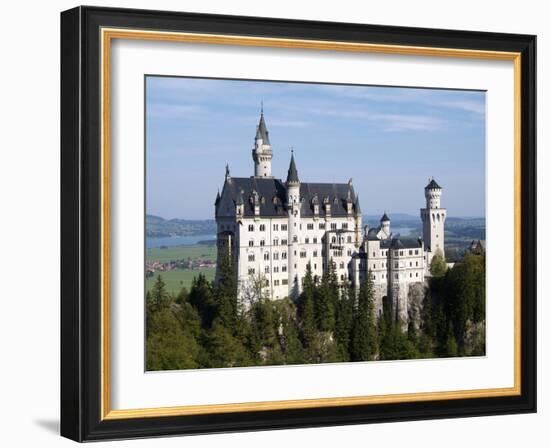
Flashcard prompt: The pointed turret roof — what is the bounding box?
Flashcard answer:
[255,110,270,145]
[215,190,221,206]
[426,178,441,189]
[355,195,361,215]
[286,151,300,184]
[380,212,390,222]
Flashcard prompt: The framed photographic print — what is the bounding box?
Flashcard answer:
[60,6,536,442]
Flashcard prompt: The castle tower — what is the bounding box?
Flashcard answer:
[286,151,301,299]
[380,212,390,238]
[421,178,446,262]
[252,108,273,178]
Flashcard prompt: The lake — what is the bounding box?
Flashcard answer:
[146,234,216,249]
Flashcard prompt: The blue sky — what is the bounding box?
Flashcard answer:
[146,76,486,220]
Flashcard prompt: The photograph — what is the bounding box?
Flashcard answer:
[144,76,487,371]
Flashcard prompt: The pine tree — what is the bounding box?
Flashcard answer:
[315,260,337,332]
[215,254,239,333]
[351,271,378,361]
[188,273,217,328]
[150,274,170,312]
[334,281,355,360]
[297,264,317,349]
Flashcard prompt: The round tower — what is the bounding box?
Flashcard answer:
[252,109,273,178]
[286,151,301,299]
[421,178,447,262]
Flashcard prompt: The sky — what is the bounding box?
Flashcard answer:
[146,76,486,220]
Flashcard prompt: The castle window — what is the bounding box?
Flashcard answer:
[248,268,255,275]
[339,262,344,269]
[319,223,326,230]
[260,224,266,231]
[347,250,351,256]
[331,236,336,243]
[265,266,270,273]
[282,252,287,259]
[409,250,413,255]
[395,273,398,279]
[248,224,254,231]
[281,224,288,231]
[274,279,280,286]
[293,236,298,243]
[400,250,403,256]
[342,223,348,229]
[416,261,419,266]
[273,238,279,246]
[313,250,318,257]
[305,237,310,244]
[300,251,307,258]
[347,236,352,243]
[394,262,398,268]
[282,266,287,272]
[372,252,376,257]
[260,240,265,247]
[281,239,288,245]
[313,237,318,244]
[314,264,317,270]
[409,262,412,267]
[248,254,255,262]
[410,273,412,278]
[274,266,279,273]
[273,224,279,231]
[331,223,337,230]
[264,253,269,261]
[373,275,376,280]
[307,223,314,230]
[416,272,419,277]
[282,279,288,285]
[415,250,419,255]
[273,252,279,260]
[249,240,254,247]
[394,250,398,256]
[373,264,376,269]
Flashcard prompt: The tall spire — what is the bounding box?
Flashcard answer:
[286,150,300,184]
[225,163,230,180]
[255,107,270,145]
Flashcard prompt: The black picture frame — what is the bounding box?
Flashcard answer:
[61,5,536,442]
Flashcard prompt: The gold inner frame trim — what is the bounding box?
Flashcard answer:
[100,27,522,421]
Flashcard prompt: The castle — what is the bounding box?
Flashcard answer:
[215,112,446,323]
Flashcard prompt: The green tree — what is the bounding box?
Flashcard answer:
[430,249,447,277]
[200,321,251,368]
[351,271,378,361]
[314,259,337,332]
[146,307,199,371]
[334,281,355,360]
[297,264,317,349]
[215,254,239,333]
[188,273,217,328]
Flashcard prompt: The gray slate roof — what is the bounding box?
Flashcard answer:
[286,153,299,184]
[255,113,270,145]
[426,178,441,189]
[218,177,360,218]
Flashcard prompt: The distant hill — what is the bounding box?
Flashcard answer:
[146,215,216,237]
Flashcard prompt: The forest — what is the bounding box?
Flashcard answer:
[146,252,486,371]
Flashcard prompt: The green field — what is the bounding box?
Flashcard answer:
[146,244,216,263]
[146,244,216,294]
